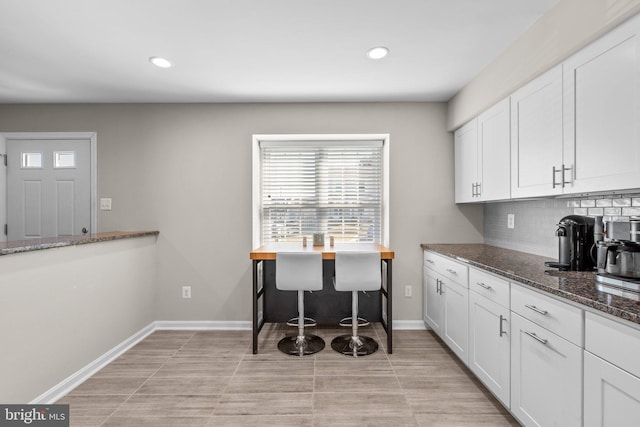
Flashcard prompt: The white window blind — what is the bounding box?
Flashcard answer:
[260,140,383,244]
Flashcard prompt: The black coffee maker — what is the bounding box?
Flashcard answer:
[545,215,595,271]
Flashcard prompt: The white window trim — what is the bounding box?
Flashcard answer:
[252,133,390,248]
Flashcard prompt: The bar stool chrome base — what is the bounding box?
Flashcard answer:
[286,317,317,327]
[331,334,379,357]
[278,334,325,356]
[338,316,370,327]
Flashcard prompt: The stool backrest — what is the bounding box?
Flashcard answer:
[334,251,381,292]
[276,252,323,291]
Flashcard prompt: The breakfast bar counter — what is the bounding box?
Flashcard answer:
[250,242,395,354]
[0,230,160,256]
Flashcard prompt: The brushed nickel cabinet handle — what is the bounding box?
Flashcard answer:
[525,304,548,315]
[476,282,492,290]
[446,268,457,275]
[524,331,548,345]
[499,315,507,337]
[562,164,572,187]
[426,259,434,264]
[552,166,561,189]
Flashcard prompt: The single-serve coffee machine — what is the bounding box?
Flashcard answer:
[545,215,595,271]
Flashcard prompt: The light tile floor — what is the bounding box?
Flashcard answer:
[57,323,520,426]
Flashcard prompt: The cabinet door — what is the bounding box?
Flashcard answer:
[477,98,510,201]
[511,313,582,427]
[563,14,640,194]
[423,267,443,335]
[584,351,640,427]
[469,291,510,406]
[442,277,469,365]
[511,65,564,198]
[454,118,478,203]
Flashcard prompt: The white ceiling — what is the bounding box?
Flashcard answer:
[0,0,558,103]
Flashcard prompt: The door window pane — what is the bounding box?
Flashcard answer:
[54,151,76,168]
[21,152,42,168]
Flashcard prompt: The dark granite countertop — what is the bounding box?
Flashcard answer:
[421,243,640,326]
[0,231,159,256]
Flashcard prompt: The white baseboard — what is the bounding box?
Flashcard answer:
[30,322,156,404]
[393,320,428,330]
[154,320,252,330]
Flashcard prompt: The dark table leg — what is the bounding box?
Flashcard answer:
[386,259,393,354]
[252,260,259,354]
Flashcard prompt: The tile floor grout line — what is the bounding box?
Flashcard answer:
[99,331,195,426]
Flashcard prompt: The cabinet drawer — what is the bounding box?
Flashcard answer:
[511,284,583,346]
[424,251,468,285]
[586,312,640,379]
[469,268,509,308]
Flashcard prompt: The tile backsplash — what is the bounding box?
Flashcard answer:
[569,196,640,220]
[483,199,572,259]
[483,193,640,259]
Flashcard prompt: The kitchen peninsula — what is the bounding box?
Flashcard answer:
[0,231,159,403]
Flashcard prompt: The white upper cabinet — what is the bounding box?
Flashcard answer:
[563,13,640,194]
[455,98,510,203]
[454,118,478,203]
[510,65,564,198]
[478,98,511,201]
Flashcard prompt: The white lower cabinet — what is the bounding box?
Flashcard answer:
[584,352,640,427]
[423,265,443,336]
[423,252,469,365]
[510,313,583,427]
[469,289,510,406]
[441,277,469,365]
[584,312,640,426]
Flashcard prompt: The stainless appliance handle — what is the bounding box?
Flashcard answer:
[476,282,492,290]
[524,331,548,345]
[525,304,548,315]
[499,315,507,337]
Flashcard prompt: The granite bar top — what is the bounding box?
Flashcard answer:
[0,231,159,256]
[421,243,640,326]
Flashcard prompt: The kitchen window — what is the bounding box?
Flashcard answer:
[252,134,389,246]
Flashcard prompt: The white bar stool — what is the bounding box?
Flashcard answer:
[276,252,325,356]
[331,251,381,357]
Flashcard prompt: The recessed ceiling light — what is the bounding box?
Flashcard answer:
[149,56,172,68]
[366,47,389,60]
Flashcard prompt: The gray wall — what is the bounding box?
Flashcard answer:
[447,0,640,130]
[0,103,483,323]
[483,199,572,259]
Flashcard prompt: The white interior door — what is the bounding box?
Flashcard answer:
[0,135,6,243]
[6,138,91,240]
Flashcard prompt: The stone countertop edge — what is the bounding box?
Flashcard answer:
[421,243,640,326]
[0,231,160,256]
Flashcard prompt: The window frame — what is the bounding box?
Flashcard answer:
[252,134,390,248]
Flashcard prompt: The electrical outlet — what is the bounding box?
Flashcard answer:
[182,286,191,299]
[404,285,412,298]
[507,214,515,229]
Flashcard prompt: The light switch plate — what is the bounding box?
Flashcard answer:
[100,198,112,211]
